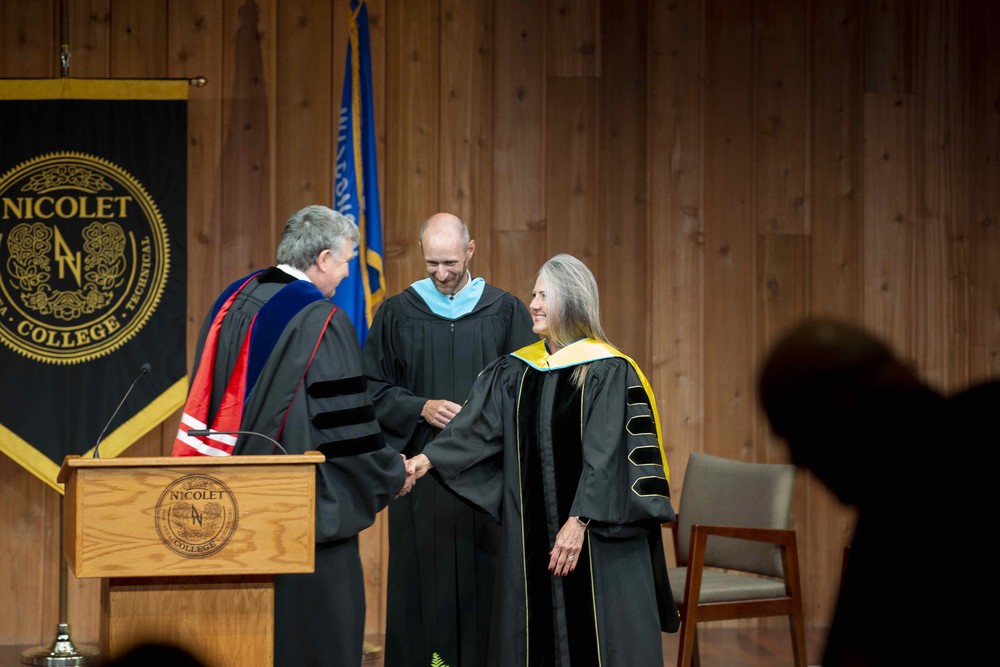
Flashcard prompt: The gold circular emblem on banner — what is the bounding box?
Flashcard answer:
[0,152,170,364]
[155,474,239,559]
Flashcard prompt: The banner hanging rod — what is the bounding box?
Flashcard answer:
[58,44,208,86]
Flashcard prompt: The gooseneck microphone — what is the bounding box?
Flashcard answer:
[186,429,289,455]
[93,363,152,459]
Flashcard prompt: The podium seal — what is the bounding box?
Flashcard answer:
[155,474,239,558]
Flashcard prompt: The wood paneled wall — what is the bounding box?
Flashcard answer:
[2,0,998,656]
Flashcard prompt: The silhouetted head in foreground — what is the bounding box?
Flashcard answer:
[104,643,208,667]
[758,319,940,507]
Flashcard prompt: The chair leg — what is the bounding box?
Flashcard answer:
[781,539,809,667]
[788,613,808,667]
[676,621,698,667]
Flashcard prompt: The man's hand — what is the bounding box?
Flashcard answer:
[421,399,461,429]
[395,454,416,498]
[408,453,433,480]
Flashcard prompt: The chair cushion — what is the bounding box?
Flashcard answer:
[668,566,788,604]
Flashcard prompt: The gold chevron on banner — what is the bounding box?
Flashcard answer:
[0,378,187,493]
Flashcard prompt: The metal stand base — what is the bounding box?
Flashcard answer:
[20,624,99,666]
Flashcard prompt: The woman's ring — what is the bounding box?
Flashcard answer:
[568,556,574,561]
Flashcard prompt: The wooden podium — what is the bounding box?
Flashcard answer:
[58,453,324,667]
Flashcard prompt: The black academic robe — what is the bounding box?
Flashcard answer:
[363,283,535,667]
[423,346,679,667]
[193,268,406,667]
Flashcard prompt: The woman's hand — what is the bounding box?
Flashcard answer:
[395,454,416,498]
[548,516,587,577]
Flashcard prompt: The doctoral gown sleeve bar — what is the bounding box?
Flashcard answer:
[571,358,675,538]
[238,304,406,543]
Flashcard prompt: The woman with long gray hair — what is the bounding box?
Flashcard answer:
[408,253,679,665]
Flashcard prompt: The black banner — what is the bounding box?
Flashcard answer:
[0,79,187,491]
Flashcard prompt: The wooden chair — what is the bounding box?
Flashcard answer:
[664,452,808,667]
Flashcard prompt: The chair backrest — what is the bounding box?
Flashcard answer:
[676,452,795,578]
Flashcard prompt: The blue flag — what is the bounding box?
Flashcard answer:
[333,0,385,346]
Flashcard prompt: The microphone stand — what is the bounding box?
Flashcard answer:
[20,502,99,666]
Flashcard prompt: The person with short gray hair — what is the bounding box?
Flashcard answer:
[173,204,413,666]
[276,204,359,271]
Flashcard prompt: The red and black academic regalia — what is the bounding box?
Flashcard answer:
[362,282,535,667]
[175,267,406,667]
[422,339,680,667]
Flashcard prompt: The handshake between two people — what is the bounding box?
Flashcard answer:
[394,397,457,498]
[394,453,434,498]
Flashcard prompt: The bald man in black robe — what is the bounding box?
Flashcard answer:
[363,213,534,667]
